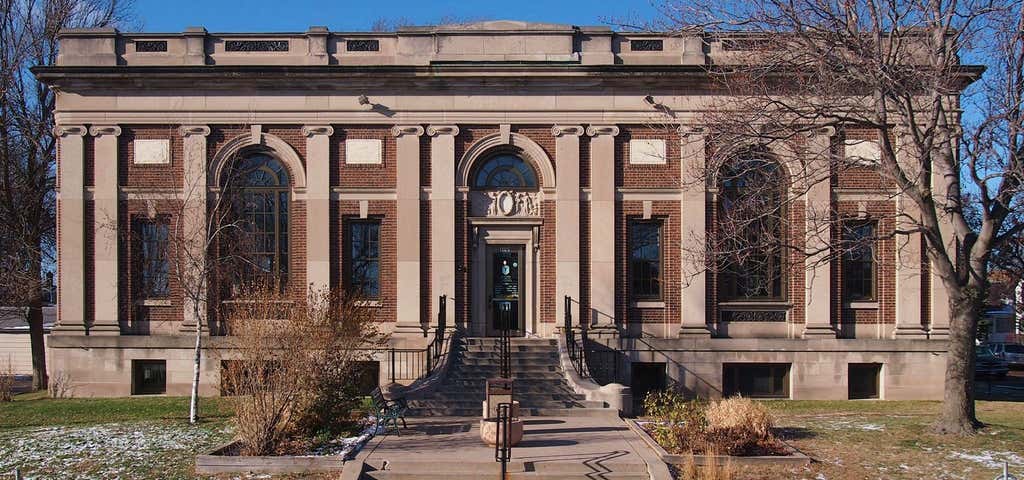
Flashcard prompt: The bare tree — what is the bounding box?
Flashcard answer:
[0,0,134,392]
[647,0,1022,434]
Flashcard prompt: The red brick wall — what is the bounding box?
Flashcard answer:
[832,200,898,331]
[837,129,896,190]
[334,201,397,323]
[119,125,183,188]
[616,201,682,326]
[333,126,395,189]
[616,126,681,188]
[120,199,185,335]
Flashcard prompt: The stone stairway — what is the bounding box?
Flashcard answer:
[405,337,613,417]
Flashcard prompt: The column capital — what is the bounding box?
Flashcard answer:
[88,125,122,137]
[53,125,87,137]
[677,125,705,137]
[302,125,334,137]
[427,125,460,137]
[586,125,620,137]
[392,125,425,137]
[809,125,838,138]
[178,125,211,137]
[551,125,585,137]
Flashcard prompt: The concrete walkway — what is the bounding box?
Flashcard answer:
[352,416,669,479]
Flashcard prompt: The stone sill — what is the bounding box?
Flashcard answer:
[844,301,880,310]
[631,301,666,309]
[137,298,172,307]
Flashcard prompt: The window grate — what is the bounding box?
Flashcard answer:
[135,40,168,52]
[347,39,380,52]
[225,40,289,52]
[630,39,664,52]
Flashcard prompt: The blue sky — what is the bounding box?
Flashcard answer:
[133,0,660,32]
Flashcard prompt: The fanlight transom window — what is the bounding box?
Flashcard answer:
[472,154,538,189]
[224,153,291,291]
[717,155,786,300]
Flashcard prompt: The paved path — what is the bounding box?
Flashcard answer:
[354,416,667,479]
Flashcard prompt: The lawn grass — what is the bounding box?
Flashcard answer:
[0,392,234,429]
[706,400,1024,480]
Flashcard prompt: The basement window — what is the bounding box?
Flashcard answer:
[132,360,166,395]
[723,363,790,398]
[848,363,882,399]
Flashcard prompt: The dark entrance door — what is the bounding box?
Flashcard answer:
[486,245,525,337]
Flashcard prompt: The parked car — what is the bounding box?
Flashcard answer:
[976,346,1010,378]
[988,343,1024,368]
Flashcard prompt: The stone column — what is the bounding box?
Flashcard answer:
[678,126,711,337]
[89,125,122,335]
[803,127,837,338]
[53,125,88,334]
[428,125,459,330]
[303,126,334,293]
[586,125,619,331]
[894,194,928,339]
[929,155,955,340]
[392,125,425,335]
[179,125,210,332]
[553,125,584,330]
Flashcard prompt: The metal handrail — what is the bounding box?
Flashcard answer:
[563,295,622,385]
[363,295,452,384]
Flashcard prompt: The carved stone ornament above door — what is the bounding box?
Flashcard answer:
[470,190,540,217]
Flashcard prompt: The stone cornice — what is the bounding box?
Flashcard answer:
[302,125,335,137]
[551,125,584,137]
[52,125,87,137]
[391,125,425,137]
[586,125,620,137]
[178,125,211,137]
[427,125,460,137]
[88,125,122,137]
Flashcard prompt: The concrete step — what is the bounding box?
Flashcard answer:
[408,398,601,409]
[404,406,615,417]
[418,385,582,395]
[363,470,647,480]
[461,351,559,359]
[411,388,589,401]
[464,337,556,344]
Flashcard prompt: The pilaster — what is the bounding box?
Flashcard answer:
[678,126,711,337]
[586,125,619,330]
[89,125,122,335]
[303,125,334,293]
[552,125,584,329]
[803,127,838,338]
[428,125,459,330]
[179,125,210,332]
[393,125,425,334]
[53,125,88,335]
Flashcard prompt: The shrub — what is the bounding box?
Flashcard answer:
[221,286,385,456]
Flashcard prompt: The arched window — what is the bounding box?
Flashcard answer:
[472,153,538,189]
[717,155,785,300]
[225,153,290,290]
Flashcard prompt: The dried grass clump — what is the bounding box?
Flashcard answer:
[705,396,774,439]
[0,356,14,402]
[222,285,385,456]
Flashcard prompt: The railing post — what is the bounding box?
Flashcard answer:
[390,347,396,384]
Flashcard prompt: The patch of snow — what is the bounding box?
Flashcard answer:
[0,421,230,480]
[949,450,1024,470]
[308,421,378,460]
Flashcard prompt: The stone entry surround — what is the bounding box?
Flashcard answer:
[37,20,954,399]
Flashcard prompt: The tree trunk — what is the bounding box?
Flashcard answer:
[189,317,201,424]
[27,253,47,391]
[935,292,982,435]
